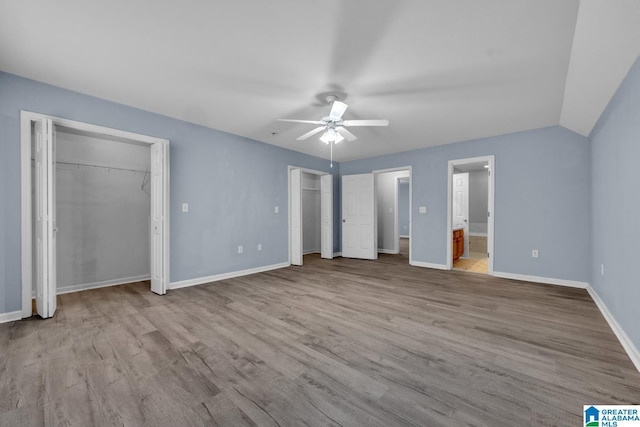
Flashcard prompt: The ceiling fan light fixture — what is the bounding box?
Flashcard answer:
[320,128,343,144]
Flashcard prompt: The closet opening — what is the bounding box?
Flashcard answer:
[20,112,170,319]
[288,167,333,266]
[53,126,152,294]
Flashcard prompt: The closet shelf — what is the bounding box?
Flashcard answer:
[56,160,148,174]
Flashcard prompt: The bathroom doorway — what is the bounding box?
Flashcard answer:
[447,156,494,274]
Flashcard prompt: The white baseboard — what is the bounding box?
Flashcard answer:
[492,271,588,289]
[587,285,640,373]
[0,310,22,324]
[378,249,399,255]
[170,262,289,290]
[410,260,449,270]
[53,274,151,296]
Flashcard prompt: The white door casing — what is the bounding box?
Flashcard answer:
[34,118,57,318]
[342,173,377,259]
[150,141,169,295]
[290,168,303,266]
[452,172,469,258]
[320,174,333,259]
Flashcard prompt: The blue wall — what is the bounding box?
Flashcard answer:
[590,56,640,350]
[341,126,591,281]
[0,72,339,314]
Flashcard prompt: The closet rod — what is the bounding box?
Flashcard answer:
[56,160,148,174]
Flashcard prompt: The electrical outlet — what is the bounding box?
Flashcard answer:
[419,206,427,214]
[238,245,243,254]
[532,249,539,258]
[601,264,604,276]
[257,244,262,251]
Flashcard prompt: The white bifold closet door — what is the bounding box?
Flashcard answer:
[150,141,168,295]
[34,118,57,318]
[290,168,303,266]
[320,174,333,259]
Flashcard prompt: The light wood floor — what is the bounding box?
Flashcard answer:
[1,253,639,426]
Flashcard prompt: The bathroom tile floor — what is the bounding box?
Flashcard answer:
[453,252,488,274]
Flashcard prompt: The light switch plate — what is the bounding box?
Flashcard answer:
[181,203,189,213]
[419,206,427,214]
[274,206,279,214]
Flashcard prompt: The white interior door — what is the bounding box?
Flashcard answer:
[34,118,57,318]
[290,168,303,265]
[320,174,333,259]
[452,172,469,258]
[342,173,376,259]
[150,141,168,295]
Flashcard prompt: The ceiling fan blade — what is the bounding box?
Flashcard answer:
[329,101,348,121]
[278,119,325,125]
[336,126,357,142]
[297,126,326,141]
[342,119,389,127]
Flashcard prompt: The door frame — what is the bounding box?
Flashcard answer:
[446,155,494,273]
[287,166,333,265]
[372,166,412,262]
[20,111,171,318]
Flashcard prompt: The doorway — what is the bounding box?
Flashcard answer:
[20,112,170,319]
[288,167,333,265]
[447,156,494,274]
[374,169,411,262]
[398,177,411,259]
[340,167,412,262]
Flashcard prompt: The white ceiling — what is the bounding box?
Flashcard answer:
[1,1,639,162]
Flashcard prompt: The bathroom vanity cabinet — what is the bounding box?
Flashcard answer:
[453,228,464,261]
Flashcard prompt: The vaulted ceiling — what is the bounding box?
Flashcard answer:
[1,1,639,162]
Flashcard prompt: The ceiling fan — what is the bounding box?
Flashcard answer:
[277,95,389,144]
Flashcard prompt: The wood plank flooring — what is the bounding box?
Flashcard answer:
[1,250,639,426]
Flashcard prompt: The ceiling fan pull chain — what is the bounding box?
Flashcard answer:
[330,141,333,168]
